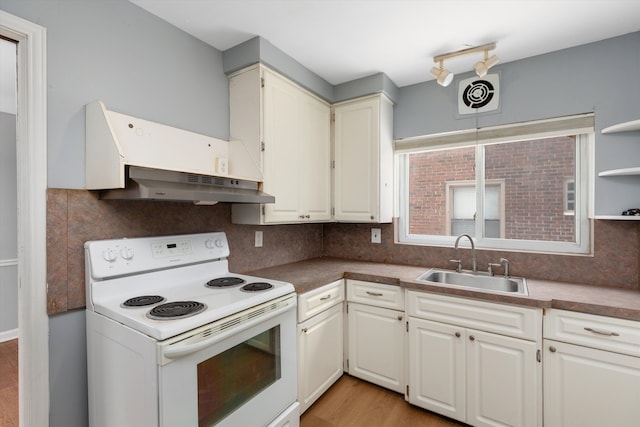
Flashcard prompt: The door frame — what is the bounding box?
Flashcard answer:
[0,10,49,426]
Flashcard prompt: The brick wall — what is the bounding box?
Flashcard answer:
[409,136,576,241]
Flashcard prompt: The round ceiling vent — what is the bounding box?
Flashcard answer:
[458,73,500,115]
[462,79,495,109]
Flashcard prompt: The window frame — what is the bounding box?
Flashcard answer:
[395,115,593,255]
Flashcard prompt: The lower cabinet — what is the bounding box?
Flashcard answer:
[543,340,640,427]
[407,291,541,427]
[345,280,405,394]
[408,318,465,420]
[466,330,538,427]
[543,309,640,427]
[346,302,405,393]
[297,280,640,426]
[298,304,344,413]
[297,280,344,414]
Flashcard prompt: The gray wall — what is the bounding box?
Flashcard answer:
[0,111,18,337]
[223,35,400,103]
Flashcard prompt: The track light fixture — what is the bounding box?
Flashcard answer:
[430,60,454,87]
[431,42,498,86]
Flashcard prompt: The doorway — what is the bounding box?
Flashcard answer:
[0,10,49,426]
[0,35,19,426]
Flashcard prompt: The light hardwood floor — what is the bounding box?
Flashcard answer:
[0,339,18,427]
[300,375,467,427]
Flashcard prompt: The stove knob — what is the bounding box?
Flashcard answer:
[205,238,225,249]
[120,247,135,260]
[102,248,118,263]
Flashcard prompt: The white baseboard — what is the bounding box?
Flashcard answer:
[0,328,19,343]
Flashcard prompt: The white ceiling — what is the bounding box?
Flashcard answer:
[133,1,640,88]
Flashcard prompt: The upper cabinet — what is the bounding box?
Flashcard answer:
[333,94,394,223]
[230,65,332,224]
[230,64,395,225]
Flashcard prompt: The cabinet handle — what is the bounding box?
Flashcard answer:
[397,315,403,321]
[365,291,383,297]
[299,215,305,219]
[549,346,557,353]
[305,214,310,219]
[455,332,461,338]
[584,327,620,337]
[319,295,331,301]
[469,335,475,341]
[301,328,308,333]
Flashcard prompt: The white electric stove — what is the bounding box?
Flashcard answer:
[85,232,299,427]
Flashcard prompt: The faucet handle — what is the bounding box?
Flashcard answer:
[488,263,501,276]
[449,259,462,273]
[499,258,510,277]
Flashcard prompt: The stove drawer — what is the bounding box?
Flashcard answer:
[298,280,344,323]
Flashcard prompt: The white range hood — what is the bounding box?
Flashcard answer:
[85,101,273,204]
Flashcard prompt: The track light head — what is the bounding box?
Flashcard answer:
[474,54,499,78]
[430,64,454,87]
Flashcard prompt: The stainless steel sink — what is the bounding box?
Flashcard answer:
[416,269,527,295]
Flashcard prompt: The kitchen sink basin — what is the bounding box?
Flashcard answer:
[416,269,527,295]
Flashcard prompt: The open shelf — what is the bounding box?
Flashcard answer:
[595,215,640,221]
[598,167,640,177]
[601,119,640,134]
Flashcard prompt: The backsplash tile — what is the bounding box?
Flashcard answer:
[46,189,323,315]
[46,190,68,314]
[322,220,640,289]
[47,188,640,315]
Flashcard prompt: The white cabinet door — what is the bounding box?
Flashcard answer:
[347,302,405,393]
[467,329,540,427]
[333,94,393,223]
[263,69,305,223]
[297,304,344,414]
[408,317,466,423]
[544,339,640,427]
[299,93,331,221]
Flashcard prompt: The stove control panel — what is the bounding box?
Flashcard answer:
[152,240,192,258]
[85,232,230,279]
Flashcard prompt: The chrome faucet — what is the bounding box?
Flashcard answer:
[454,234,476,272]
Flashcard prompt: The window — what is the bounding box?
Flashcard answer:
[446,180,504,238]
[396,114,593,254]
[564,178,575,215]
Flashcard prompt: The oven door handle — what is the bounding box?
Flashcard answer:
[162,303,293,360]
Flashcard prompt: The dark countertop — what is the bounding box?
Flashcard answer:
[249,257,640,321]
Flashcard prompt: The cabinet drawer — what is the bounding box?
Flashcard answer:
[298,280,344,323]
[544,309,640,357]
[407,291,541,341]
[346,280,404,310]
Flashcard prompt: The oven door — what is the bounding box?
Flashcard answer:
[158,294,297,427]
